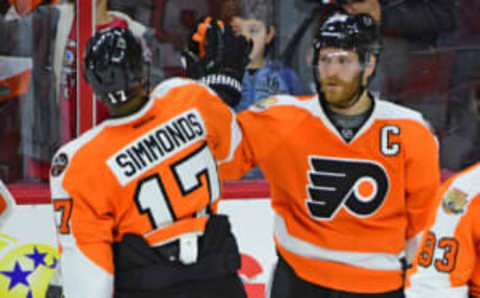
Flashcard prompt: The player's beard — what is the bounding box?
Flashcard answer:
[320,73,363,109]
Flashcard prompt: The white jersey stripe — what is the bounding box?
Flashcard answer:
[274,212,404,271]
[218,108,242,165]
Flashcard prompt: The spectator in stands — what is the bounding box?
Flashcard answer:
[0,1,32,182]
[232,0,305,113]
[339,0,461,179]
[107,0,153,27]
[0,0,61,182]
[0,0,160,181]
[340,0,456,101]
[405,6,480,291]
[282,0,455,99]
[0,54,30,182]
[57,0,149,144]
[439,0,480,173]
[227,0,306,179]
[152,0,214,78]
[441,82,480,172]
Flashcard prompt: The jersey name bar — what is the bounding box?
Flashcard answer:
[107,109,206,185]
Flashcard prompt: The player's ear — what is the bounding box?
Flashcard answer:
[266,26,275,44]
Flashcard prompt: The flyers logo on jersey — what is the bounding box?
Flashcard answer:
[442,187,468,214]
[306,156,390,220]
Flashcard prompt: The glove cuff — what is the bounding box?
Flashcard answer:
[199,73,242,107]
[199,74,242,94]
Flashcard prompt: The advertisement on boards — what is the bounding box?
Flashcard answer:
[219,198,277,298]
[0,204,59,298]
[0,194,275,298]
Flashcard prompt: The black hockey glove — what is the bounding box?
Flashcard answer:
[181,16,252,108]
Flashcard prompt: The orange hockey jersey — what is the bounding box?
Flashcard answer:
[220,94,441,293]
[406,162,480,298]
[0,179,15,226]
[49,78,241,298]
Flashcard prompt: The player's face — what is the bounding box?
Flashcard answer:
[316,48,363,108]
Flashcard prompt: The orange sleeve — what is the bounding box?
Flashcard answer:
[195,90,257,181]
[50,147,115,298]
[68,191,115,273]
[404,121,441,240]
[198,90,238,162]
[217,102,305,181]
[64,161,116,274]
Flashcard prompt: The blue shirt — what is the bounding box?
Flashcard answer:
[235,60,305,112]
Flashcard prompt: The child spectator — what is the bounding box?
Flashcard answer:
[233,0,305,113]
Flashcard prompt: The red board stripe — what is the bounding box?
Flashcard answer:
[8,181,271,205]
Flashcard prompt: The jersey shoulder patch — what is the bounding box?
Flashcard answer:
[442,163,480,215]
[253,96,279,110]
[49,125,105,180]
[442,187,469,215]
[50,152,69,177]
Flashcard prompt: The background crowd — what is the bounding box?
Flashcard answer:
[0,0,479,183]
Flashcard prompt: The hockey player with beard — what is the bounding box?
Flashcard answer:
[184,5,441,298]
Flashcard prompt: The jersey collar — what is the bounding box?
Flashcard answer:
[314,92,379,145]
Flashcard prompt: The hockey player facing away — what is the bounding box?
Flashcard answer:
[49,26,251,298]
[184,6,441,298]
[405,162,480,297]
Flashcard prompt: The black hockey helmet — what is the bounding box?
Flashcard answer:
[312,7,381,67]
[83,27,145,105]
